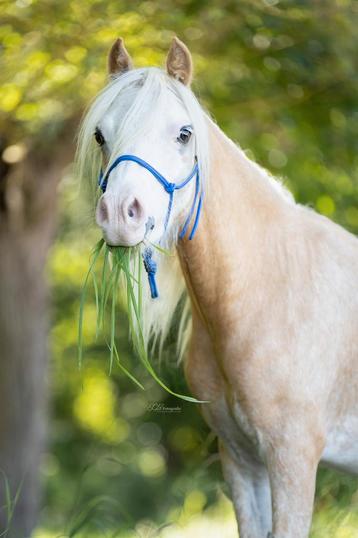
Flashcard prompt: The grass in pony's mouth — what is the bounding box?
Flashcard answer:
[78,238,204,403]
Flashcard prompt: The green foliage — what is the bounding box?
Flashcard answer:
[1,0,357,536]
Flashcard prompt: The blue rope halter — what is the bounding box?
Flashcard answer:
[98,154,202,298]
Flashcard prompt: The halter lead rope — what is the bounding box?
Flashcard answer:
[142,247,158,299]
[98,154,202,298]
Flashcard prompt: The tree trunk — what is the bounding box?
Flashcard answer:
[0,129,74,537]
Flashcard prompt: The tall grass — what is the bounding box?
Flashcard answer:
[78,240,203,403]
[0,470,23,538]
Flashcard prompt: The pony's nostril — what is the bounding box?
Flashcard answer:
[126,198,141,220]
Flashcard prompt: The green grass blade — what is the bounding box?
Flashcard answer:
[148,241,172,256]
[0,470,24,536]
[79,240,208,403]
[137,247,143,327]
[97,246,109,334]
[91,270,99,338]
[112,342,144,390]
[102,254,120,316]
[109,265,120,376]
[78,239,104,369]
[0,469,11,527]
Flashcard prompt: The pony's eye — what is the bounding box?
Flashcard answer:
[94,128,105,147]
[177,126,193,145]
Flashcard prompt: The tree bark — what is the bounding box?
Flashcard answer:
[0,128,74,537]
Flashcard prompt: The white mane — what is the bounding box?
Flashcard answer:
[76,67,210,359]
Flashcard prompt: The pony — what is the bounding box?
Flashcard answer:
[77,37,358,538]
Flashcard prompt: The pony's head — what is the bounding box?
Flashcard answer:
[77,37,209,247]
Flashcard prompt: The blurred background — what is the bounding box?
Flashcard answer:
[0,0,357,537]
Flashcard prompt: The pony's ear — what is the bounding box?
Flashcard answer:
[166,37,193,86]
[108,38,133,76]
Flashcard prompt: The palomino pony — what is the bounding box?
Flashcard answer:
[77,37,358,538]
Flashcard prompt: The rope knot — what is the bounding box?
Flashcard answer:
[165,182,176,194]
[142,247,158,298]
[142,247,157,274]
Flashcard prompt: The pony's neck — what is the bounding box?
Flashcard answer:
[177,118,293,332]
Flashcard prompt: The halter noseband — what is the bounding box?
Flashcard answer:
[98,154,202,298]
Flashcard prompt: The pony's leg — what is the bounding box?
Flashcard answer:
[266,438,321,538]
[220,442,272,538]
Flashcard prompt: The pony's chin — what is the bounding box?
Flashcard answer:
[103,231,145,248]
[106,239,143,248]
